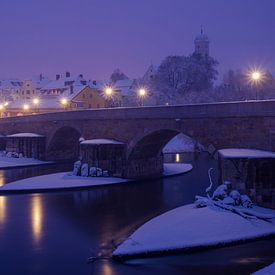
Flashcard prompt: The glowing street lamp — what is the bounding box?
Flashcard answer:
[105,87,113,97]
[23,104,29,111]
[249,70,263,100]
[4,102,9,107]
[104,87,114,107]
[138,88,147,106]
[60,98,68,107]
[251,71,261,82]
[33,98,39,105]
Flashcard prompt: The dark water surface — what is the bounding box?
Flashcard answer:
[0,153,274,275]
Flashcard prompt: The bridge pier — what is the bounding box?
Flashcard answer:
[125,155,164,179]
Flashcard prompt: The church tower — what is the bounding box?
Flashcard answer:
[194,27,209,57]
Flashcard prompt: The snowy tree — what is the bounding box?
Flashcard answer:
[149,54,218,104]
[110,69,129,83]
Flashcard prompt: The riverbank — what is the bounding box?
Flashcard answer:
[0,163,192,193]
[0,155,53,169]
[253,262,275,274]
[113,204,275,260]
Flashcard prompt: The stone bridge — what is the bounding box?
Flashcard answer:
[0,100,274,178]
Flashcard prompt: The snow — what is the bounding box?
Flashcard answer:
[7,133,44,138]
[219,148,275,159]
[113,204,275,258]
[163,134,195,153]
[0,163,192,192]
[253,263,275,275]
[80,139,124,145]
[0,155,51,168]
[0,172,131,191]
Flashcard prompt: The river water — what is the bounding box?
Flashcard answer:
[0,153,274,275]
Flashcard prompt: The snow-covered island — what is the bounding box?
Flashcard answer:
[253,262,275,275]
[113,178,275,259]
[0,151,52,169]
[0,163,192,192]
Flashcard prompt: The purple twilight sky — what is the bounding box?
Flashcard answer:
[0,0,275,81]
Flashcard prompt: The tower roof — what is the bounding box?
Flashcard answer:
[194,27,209,42]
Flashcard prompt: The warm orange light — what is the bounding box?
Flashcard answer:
[251,71,261,81]
[138,88,147,97]
[33,98,39,105]
[31,195,43,244]
[0,105,4,111]
[60,98,68,105]
[23,104,29,110]
[175,153,180,163]
[105,87,113,97]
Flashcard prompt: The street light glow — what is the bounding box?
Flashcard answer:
[4,102,9,107]
[0,105,4,110]
[23,104,29,110]
[139,88,147,97]
[251,71,261,81]
[61,98,68,105]
[105,87,113,97]
[33,98,39,105]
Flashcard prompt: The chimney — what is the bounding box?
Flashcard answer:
[66,72,70,78]
[92,80,97,85]
[56,74,61,80]
[70,85,74,94]
[79,74,83,78]
[39,74,43,81]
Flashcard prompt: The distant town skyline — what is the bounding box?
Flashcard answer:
[0,0,275,81]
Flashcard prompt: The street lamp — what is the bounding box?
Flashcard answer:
[250,70,263,100]
[23,104,29,111]
[104,87,114,107]
[4,102,9,107]
[60,98,68,110]
[33,98,40,113]
[138,88,147,106]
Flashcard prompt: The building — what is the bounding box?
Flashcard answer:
[194,27,210,57]
[40,72,87,98]
[0,79,22,102]
[4,85,107,116]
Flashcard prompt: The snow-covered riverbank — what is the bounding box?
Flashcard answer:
[253,262,275,274]
[0,163,192,192]
[113,204,275,259]
[0,155,53,169]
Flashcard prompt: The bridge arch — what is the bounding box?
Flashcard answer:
[47,126,82,161]
[126,129,181,178]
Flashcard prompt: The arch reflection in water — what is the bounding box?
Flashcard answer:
[31,195,43,244]
[0,196,7,225]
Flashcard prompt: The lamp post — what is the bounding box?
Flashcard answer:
[138,88,147,106]
[60,98,68,110]
[104,87,113,107]
[32,98,40,113]
[250,71,262,100]
[23,104,29,113]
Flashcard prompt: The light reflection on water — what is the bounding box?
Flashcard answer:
[31,195,43,245]
[0,196,6,225]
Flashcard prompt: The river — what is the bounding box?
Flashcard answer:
[0,153,274,275]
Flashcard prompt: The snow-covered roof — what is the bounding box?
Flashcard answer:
[114,79,135,96]
[0,79,22,89]
[80,139,124,145]
[59,85,87,100]
[219,148,275,159]
[89,79,110,89]
[40,79,66,90]
[7,133,44,138]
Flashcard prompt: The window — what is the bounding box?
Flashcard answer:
[90,94,93,98]
[26,90,30,94]
[82,94,85,99]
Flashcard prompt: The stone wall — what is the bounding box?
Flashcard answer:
[219,155,275,209]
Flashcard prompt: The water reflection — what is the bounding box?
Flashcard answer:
[0,170,5,187]
[31,195,43,245]
[0,196,6,225]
